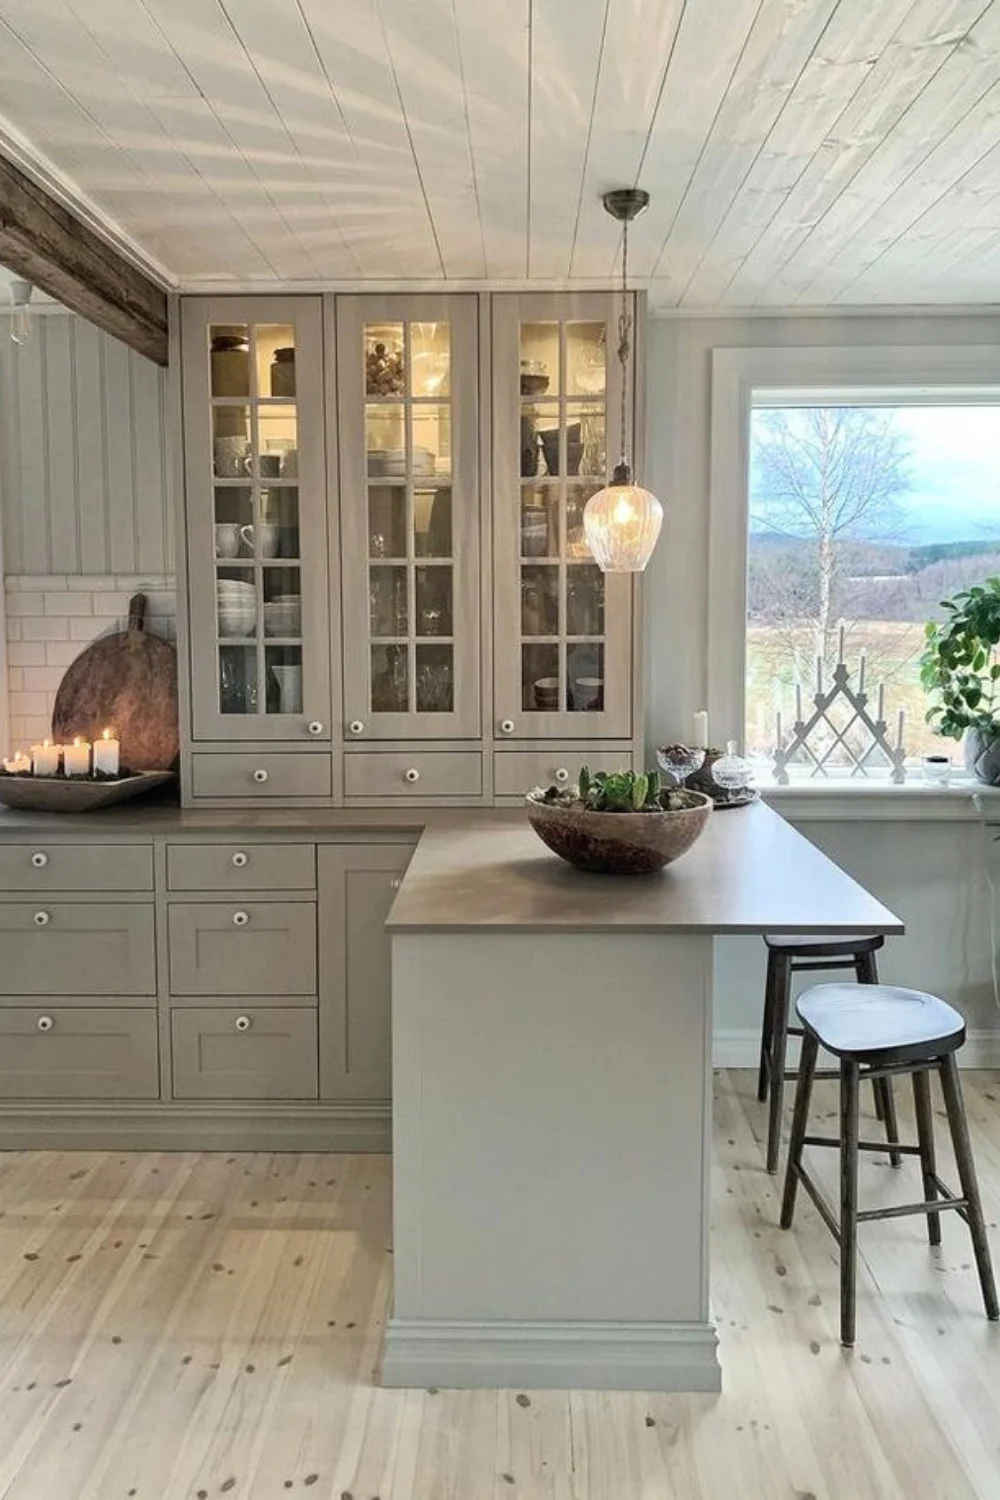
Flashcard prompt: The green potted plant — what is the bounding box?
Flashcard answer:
[920,576,1000,784]
[526,767,713,875]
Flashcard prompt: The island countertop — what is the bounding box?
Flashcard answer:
[386,800,904,935]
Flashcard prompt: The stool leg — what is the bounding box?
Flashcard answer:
[912,1067,941,1247]
[840,1060,861,1347]
[766,952,792,1175]
[856,951,902,1168]
[780,1031,818,1230]
[758,952,777,1103]
[938,1053,999,1321]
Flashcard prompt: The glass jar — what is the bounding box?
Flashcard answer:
[210,327,249,397]
[270,346,296,397]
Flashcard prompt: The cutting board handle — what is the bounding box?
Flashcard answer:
[127,594,147,632]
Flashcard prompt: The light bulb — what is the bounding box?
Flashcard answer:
[8,278,33,346]
[583,474,664,573]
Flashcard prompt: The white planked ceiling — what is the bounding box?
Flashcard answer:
[2,0,1000,308]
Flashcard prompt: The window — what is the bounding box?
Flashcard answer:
[744,400,1000,772]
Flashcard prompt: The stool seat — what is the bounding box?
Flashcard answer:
[798,983,965,1064]
[764,933,885,958]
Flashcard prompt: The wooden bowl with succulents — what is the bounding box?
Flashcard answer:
[526,767,713,876]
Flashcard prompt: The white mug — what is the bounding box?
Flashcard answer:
[215,522,242,558]
[214,436,249,478]
[240,523,279,558]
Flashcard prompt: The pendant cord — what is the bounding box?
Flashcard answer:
[617,217,632,474]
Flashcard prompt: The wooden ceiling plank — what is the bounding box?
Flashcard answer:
[296,0,443,279]
[568,0,685,282]
[378,0,485,280]
[0,153,167,363]
[648,0,843,305]
[680,0,921,307]
[728,0,991,305]
[756,0,1000,304]
[452,0,530,279]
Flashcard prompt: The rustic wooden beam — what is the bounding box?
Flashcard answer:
[0,153,168,365]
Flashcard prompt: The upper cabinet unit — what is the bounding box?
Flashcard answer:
[180,297,332,744]
[336,295,480,742]
[491,294,634,743]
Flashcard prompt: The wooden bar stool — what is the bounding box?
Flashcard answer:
[759,933,900,1174]
[780,982,999,1346]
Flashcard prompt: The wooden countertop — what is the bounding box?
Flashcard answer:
[386,801,904,935]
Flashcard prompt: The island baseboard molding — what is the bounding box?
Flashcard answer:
[381,1317,721,1392]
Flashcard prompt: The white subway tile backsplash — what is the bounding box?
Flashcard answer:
[45,591,92,616]
[9,691,49,717]
[7,593,45,616]
[8,642,48,667]
[22,617,71,641]
[44,641,82,667]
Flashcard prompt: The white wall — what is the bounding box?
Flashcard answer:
[643,312,1000,1060]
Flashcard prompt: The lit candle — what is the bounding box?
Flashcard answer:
[63,737,91,777]
[693,710,709,748]
[92,728,120,778]
[877,683,885,724]
[30,739,60,777]
[3,751,31,774]
[795,682,803,724]
[896,708,905,752]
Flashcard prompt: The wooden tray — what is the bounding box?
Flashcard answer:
[0,771,175,813]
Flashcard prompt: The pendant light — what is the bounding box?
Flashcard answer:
[583,188,663,574]
[8,278,34,346]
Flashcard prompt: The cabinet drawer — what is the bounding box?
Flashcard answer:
[0,903,156,996]
[0,1008,158,1099]
[171,1007,318,1100]
[167,842,316,892]
[344,751,482,798]
[190,752,332,800]
[168,901,316,996]
[0,842,153,892]
[494,747,634,798]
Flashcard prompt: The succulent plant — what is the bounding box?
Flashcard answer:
[533,766,701,814]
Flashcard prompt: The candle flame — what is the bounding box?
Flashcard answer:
[73,737,81,747]
[43,738,50,747]
[103,728,111,740]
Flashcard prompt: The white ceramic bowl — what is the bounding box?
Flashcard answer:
[218,601,257,637]
[263,599,302,637]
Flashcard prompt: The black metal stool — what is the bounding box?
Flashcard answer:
[759,933,900,1174]
[780,982,999,1346]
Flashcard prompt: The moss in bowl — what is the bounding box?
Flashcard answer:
[526,767,713,875]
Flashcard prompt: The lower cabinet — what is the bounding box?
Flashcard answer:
[318,844,413,1100]
[171,1007,318,1100]
[0,1008,159,1099]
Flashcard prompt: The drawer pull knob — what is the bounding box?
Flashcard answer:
[554,767,570,783]
[37,1014,54,1032]
[235,1014,252,1032]
[33,910,50,927]
[233,910,251,927]
[231,851,249,869]
[390,876,401,890]
[252,768,269,784]
[30,851,49,869]
[307,720,324,736]
[404,767,420,784]
[500,719,515,735]
[349,719,365,735]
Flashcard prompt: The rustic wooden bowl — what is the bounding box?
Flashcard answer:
[0,770,175,813]
[525,791,713,875]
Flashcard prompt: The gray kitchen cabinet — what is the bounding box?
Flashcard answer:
[318,843,414,1101]
[0,902,156,996]
[0,842,153,892]
[167,900,317,996]
[171,1007,318,1100]
[0,1008,159,1099]
[166,841,316,892]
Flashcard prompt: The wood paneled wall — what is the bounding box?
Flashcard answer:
[0,313,172,576]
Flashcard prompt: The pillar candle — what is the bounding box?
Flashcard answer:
[30,739,60,777]
[92,728,120,777]
[858,652,867,693]
[877,683,885,723]
[775,708,783,748]
[896,709,906,752]
[837,622,846,662]
[3,751,30,774]
[693,710,709,748]
[816,656,823,695]
[63,738,91,777]
[795,682,803,723]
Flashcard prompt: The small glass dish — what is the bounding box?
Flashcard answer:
[657,744,706,787]
[711,741,753,792]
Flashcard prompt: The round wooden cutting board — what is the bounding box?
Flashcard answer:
[51,594,179,771]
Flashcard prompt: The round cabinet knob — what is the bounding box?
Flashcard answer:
[232,910,251,928]
[37,1015,54,1032]
[307,721,324,737]
[30,851,48,869]
[235,1014,252,1032]
[231,851,249,869]
[349,720,365,736]
[390,877,402,890]
[554,767,570,783]
[500,719,515,735]
[33,910,50,927]
[252,768,269,784]
[404,767,420,784]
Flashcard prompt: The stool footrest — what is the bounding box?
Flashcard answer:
[857,1196,969,1225]
[802,1133,920,1157]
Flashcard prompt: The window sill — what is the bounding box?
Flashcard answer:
[758,776,1000,822]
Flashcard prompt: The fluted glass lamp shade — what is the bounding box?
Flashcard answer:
[583,465,663,573]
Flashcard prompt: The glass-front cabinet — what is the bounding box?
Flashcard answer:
[337,295,480,740]
[181,297,331,742]
[492,294,633,741]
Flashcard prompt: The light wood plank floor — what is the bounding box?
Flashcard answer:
[0,1072,998,1499]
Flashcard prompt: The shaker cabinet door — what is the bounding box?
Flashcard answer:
[336,295,481,742]
[181,296,333,744]
[492,293,633,742]
[317,843,413,1101]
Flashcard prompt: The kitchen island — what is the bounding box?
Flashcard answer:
[384,802,903,1391]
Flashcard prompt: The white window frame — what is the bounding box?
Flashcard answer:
[708,344,1000,765]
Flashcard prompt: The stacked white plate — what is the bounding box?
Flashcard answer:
[217,577,257,637]
[367,446,437,478]
[263,595,302,638]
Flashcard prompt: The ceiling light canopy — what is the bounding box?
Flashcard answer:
[583,189,663,574]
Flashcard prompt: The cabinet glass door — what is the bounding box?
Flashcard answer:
[182,298,330,742]
[494,295,632,740]
[338,296,480,740]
